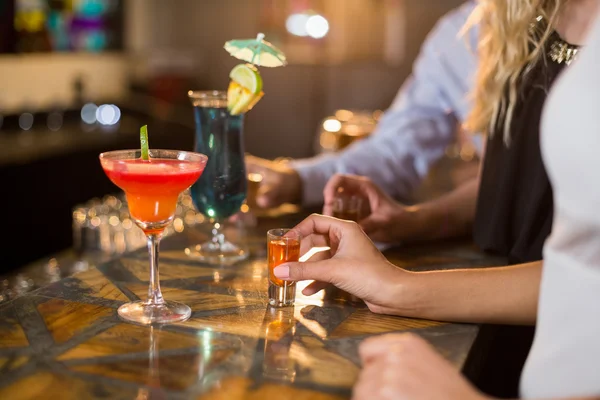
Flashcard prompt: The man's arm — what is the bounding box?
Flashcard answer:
[399,175,480,241]
[291,1,478,205]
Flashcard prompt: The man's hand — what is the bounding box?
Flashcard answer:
[246,155,303,208]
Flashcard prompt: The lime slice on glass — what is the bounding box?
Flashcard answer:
[229,64,263,94]
[140,125,150,160]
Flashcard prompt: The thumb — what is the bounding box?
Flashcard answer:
[359,217,395,243]
[359,216,383,235]
[256,194,274,208]
[246,162,261,174]
[273,259,340,282]
[245,154,265,171]
[256,185,278,208]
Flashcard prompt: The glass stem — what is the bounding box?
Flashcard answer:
[147,233,165,305]
[211,221,225,249]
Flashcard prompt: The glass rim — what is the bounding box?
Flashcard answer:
[267,228,302,241]
[334,194,363,203]
[99,149,208,163]
[188,90,227,108]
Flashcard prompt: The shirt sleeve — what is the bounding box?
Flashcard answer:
[290,1,477,206]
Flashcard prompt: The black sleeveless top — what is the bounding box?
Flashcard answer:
[473,32,577,265]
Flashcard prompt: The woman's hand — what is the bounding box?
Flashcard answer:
[273,214,413,315]
[353,333,490,400]
[322,174,423,244]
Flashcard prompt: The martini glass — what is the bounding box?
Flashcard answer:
[99,149,207,324]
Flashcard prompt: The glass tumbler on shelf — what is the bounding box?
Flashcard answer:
[185,90,249,265]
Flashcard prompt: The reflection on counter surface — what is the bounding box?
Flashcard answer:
[0,212,496,398]
[261,307,297,382]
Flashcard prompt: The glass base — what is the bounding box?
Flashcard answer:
[185,240,249,266]
[269,282,296,307]
[117,300,191,325]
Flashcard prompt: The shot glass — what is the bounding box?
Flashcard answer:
[267,229,301,307]
[332,194,362,222]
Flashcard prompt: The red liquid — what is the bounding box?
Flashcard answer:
[102,158,204,229]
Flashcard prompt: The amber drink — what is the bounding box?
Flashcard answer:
[332,195,362,222]
[267,229,301,307]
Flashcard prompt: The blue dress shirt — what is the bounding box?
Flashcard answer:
[291,1,479,205]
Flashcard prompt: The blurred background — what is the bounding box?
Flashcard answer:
[0,0,467,275]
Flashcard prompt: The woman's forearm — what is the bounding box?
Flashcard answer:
[395,260,543,325]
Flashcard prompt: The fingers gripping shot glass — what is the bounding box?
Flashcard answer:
[267,229,301,307]
[99,126,208,325]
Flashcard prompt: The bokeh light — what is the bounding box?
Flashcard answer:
[47,112,63,131]
[96,104,121,125]
[335,109,354,122]
[286,13,309,37]
[81,103,98,124]
[323,118,342,132]
[18,113,34,130]
[306,15,329,39]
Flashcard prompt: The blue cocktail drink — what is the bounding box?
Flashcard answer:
[186,91,248,265]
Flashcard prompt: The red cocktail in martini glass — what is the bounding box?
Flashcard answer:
[100,149,207,324]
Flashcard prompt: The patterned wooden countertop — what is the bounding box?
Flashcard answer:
[0,211,505,399]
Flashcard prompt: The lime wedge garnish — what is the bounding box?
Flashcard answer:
[140,125,150,161]
[229,64,263,95]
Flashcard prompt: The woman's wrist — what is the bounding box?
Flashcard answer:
[384,266,459,321]
[381,266,430,317]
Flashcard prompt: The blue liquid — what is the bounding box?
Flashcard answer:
[190,106,247,220]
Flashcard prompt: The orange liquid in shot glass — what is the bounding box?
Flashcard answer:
[268,239,300,287]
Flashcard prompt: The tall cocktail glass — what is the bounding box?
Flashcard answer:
[99,149,207,324]
[185,90,249,265]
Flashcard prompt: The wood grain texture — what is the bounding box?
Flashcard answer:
[37,298,114,344]
[74,268,130,302]
[330,308,447,338]
[0,212,502,398]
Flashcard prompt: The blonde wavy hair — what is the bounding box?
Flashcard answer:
[463,0,562,144]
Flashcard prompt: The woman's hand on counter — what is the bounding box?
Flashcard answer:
[353,333,490,400]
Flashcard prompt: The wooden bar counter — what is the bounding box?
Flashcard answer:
[0,209,504,399]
